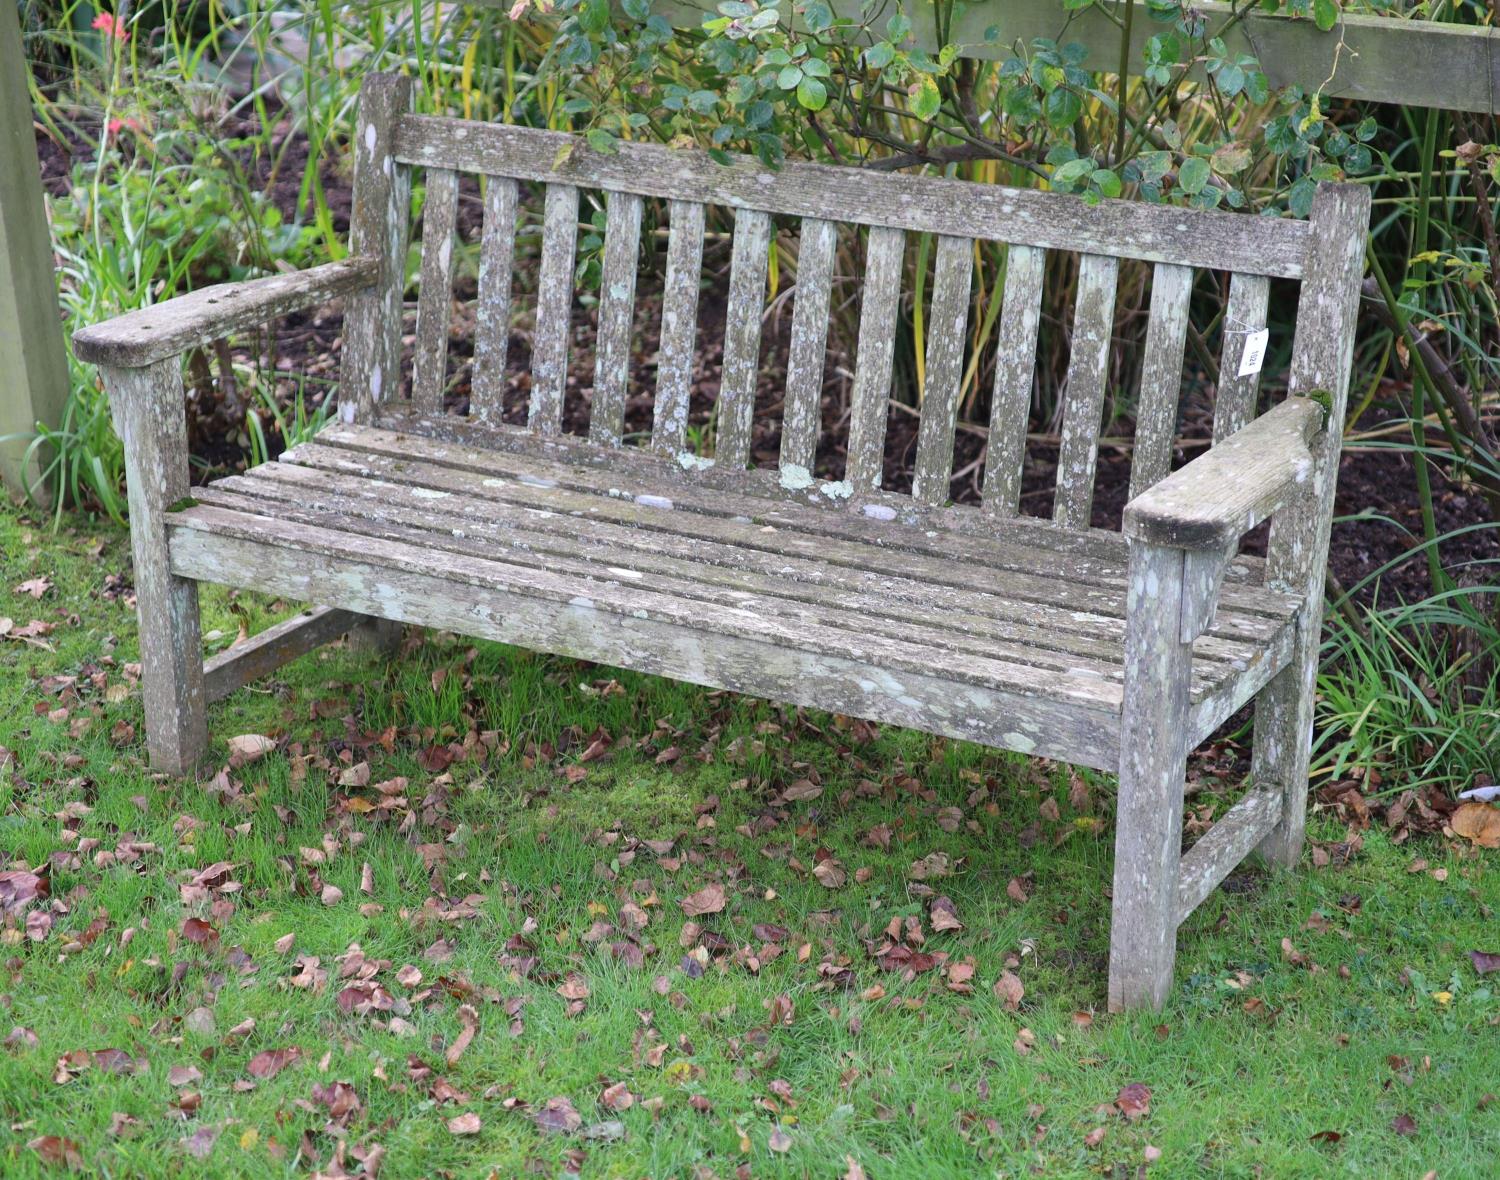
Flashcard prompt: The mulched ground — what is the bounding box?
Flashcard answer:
[37,121,1497,607]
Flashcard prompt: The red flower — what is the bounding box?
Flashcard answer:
[91,13,128,40]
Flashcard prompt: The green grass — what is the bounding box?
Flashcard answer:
[0,499,1496,1179]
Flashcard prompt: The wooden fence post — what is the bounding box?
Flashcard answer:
[0,1,70,501]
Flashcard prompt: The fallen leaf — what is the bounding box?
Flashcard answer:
[13,577,52,599]
[181,1125,218,1159]
[447,1112,481,1135]
[227,734,275,765]
[680,883,726,917]
[1115,1083,1151,1121]
[768,1126,793,1153]
[1391,1113,1418,1136]
[247,1047,301,1079]
[534,1095,581,1135]
[445,1004,478,1067]
[782,779,823,802]
[929,896,964,933]
[1469,950,1500,976]
[812,858,847,889]
[909,852,952,881]
[28,1136,82,1170]
[993,970,1025,1010]
[1451,802,1500,848]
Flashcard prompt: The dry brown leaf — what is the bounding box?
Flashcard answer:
[993,969,1025,1011]
[447,1112,482,1136]
[227,734,275,765]
[680,883,726,917]
[1451,802,1500,848]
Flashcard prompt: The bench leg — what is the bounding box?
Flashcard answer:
[102,359,208,775]
[347,616,404,655]
[1252,618,1317,867]
[1109,541,1192,1012]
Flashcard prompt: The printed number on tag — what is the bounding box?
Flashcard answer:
[1237,328,1269,378]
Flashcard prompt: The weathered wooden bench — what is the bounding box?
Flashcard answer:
[74,73,1369,1010]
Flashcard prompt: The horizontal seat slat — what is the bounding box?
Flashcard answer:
[375,406,1274,584]
[315,421,1298,627]
[209,457,1275,678]
[391,117,1311,279]
[169,503,1123,709]
[198,471,1283,703]
[192,484,1157,691]
[169,518,1123,770]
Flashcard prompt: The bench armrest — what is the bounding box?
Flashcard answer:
[1122,397,1324,552]
[72,256,380,369]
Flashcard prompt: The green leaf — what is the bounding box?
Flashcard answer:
[1091,168,1123,199]
[1043,85,1082,130]
[1052,158,1094,188]
[585,128,618,153]
[776,65,803,90]
[911,74,941,120]
[1177,156,1210,196]
[796,75,827,111]
[580,0,611,35]
[1312,0,1338,31]
[864,41,895,69]
[1211,141,1252,174]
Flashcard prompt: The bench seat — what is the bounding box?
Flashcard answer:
[168,415,1301,772]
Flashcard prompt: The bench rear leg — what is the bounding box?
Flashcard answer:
[102,359,208,775]
[1109,541,1192,1012]
[1252,621,1317,866]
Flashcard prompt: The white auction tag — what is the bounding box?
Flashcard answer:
[1237,328,1269,378]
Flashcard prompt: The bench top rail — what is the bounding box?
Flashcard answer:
[390,116,1312,279]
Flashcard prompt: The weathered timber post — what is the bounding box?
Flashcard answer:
[0,1,70,500]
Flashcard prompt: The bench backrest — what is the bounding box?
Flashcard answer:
[341,73,1368,536]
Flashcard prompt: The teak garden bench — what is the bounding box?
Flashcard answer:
[75,73,1370,1011]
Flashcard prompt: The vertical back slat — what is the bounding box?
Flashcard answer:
[779,217,838,474]
[1215,272,1271,442]
[651,199,705,456]
[590,190,644,445]
[716,207,772,469]
[342,74,411,423]
[470,176,518,426]
[411,167,459,415]
[844,226,905,493]
[911,234,974,506]
[981,244,1045,516]
[529,183,579,435]
[1053,252,1120,530]
[1128,262,1194,500]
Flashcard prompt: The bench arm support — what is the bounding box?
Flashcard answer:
[1121,396,1324,551]
[1122,397,1325,643]
[72,256,379,370]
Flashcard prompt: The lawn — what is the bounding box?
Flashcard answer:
[0,498,1495,1179]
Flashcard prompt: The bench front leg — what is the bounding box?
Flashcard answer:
[101,358,207,775]
[1109,538,1192,1012]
